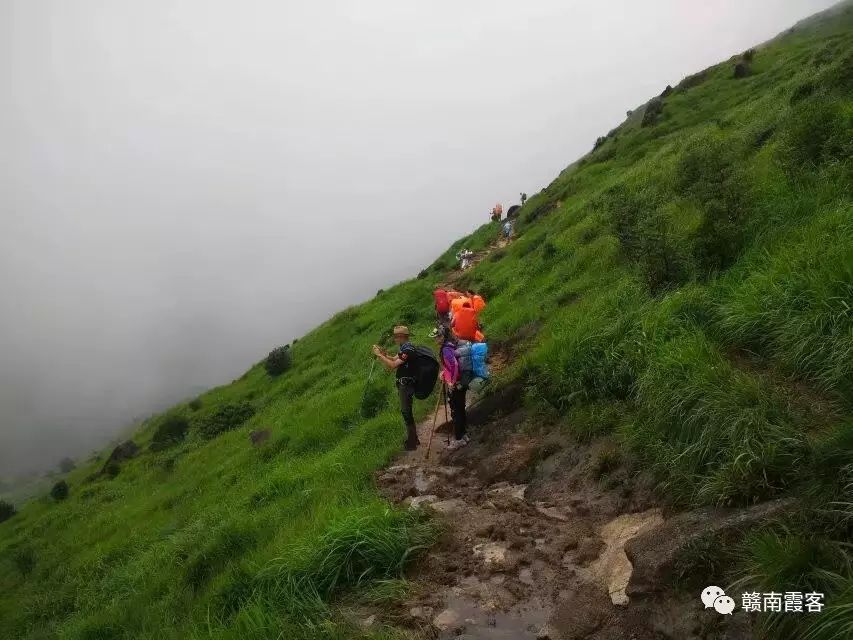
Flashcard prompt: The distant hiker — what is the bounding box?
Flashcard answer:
[502,219,513,241]
[430,327,469,450]
[455,249,473,270]
[372,326,421,450]
[433,287,451,325]
[490,207,501,223]
[452,300,481,342]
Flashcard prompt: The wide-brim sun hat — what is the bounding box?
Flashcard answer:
[393,325,410,337]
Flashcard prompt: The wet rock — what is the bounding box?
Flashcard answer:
[535,502,570,521]
[413,468,436,494]
[434,465,464,478]
[387,464,414,474]
[410,605,434,620]
[626,498,795,596]
[518,567,535,586]
[429,499,467,515]
[473,542,512,569]
[408,494,439,509]
[433,608,461,631]
[488,482,528,501]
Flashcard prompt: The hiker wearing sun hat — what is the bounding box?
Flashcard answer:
[373,325,420,450]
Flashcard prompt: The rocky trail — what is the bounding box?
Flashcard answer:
[368,392,780,640]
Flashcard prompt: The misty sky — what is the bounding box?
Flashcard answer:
[0,0,837,476]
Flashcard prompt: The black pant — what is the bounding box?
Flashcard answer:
[397,381,419,445]
[449,384,467,440]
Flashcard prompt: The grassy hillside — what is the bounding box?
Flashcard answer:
[2,5,853,639]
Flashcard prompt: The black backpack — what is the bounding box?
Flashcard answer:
[410,346,439,399]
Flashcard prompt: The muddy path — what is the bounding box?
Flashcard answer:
[372,398,755,640]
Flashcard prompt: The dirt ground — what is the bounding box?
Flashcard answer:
[370,398,755,640]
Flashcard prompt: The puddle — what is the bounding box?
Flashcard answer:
[435,593,551,639]
[579,508,664,605]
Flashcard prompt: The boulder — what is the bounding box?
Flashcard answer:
[625,498,795,595]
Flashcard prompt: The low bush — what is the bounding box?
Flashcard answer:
[641,97,663,127]
[264,345,292,377]
[196,402,256,439]
[188,397,203,411]
[0,499,16,523]
[58,457,76,473]
[151,414,190,450]
[734,62,750,79]
[50,480,69,502]
[360,385,390,420]
[776,96,852,174]
[13,548,37,576]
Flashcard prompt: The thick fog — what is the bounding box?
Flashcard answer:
[0,0,836,477]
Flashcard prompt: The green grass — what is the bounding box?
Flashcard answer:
[2,4,853,639]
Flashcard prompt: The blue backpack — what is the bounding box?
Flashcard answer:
[471,342,489,379]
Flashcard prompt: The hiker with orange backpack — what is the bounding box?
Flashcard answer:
[466,290,486,314]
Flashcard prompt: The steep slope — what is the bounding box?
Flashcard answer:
[2,5,853,640]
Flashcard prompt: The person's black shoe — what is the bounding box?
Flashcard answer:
[404,439,420,451]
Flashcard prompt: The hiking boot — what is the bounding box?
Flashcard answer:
[446,435,470,452]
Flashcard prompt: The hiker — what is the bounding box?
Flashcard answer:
[430,326,469,450]
[502,219,513,241]
[450,292,471,318]
[455,248,473,270]
[433,287,451,326]
[372,326,420,450]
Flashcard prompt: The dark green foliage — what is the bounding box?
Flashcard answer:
[13,548,36,576]
[58,457,76,473]
[676,69,708,92]
[104,462,121,478]
[742,48,756,62]
[641,97,663,127]
[607,186,688,292]
[398,304,419,326]
[789,80,815,104]
[50,480,69,502]
[150,414,189,450]
[660,84,673,97]
[360,385,389,419]
[489,248,507,262]
[264,345,292,377]
[0,499,15,523]
[733,61,750,78]
[196,402,256,439]
[675,132,749,272]
[593,136,607,150]
[777,96,852,174]
[188,397,202,411]
[417,269,428,279]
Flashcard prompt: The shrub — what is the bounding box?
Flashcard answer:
[13,548,37,576]
[734,62,750,79]
[660,84,673,97]
[398,304,419,326]
[777,96,851,174]
[50,480,69,501]
[0,499,16,523]
[58,457,76,473]
[676,69,708,91]
[417,269,428,279]
[641,98,663,127]
[151,414,190,450]
[196,402,256,439]
[742,48,756,62]
[360,385,390,419]
[593,136,607,151]
[188,398,203,411]
[265,345,292,377]
[104,462,121,478]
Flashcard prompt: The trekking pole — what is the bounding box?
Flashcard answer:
[444,384,452,446]
[359,358,377,413]
[423,385,445,462]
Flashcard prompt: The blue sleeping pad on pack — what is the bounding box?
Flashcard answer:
[471,342,489,379]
